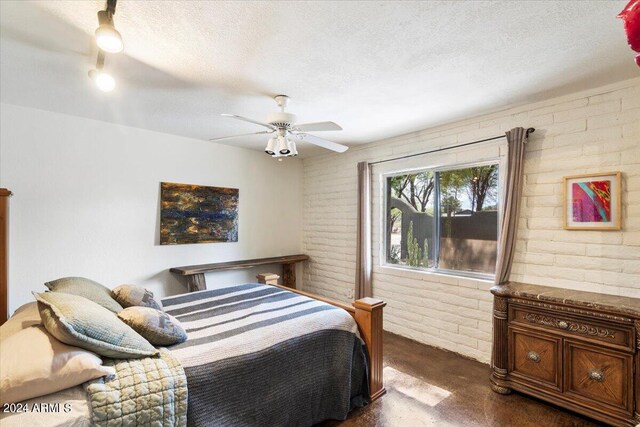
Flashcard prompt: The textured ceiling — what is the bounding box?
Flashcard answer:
[1,1,637,156]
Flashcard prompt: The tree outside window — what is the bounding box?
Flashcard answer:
[386,164,498,276]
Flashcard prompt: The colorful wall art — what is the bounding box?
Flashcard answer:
[160,182,239,244]
[563,172,621,230]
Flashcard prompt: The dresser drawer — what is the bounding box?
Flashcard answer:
[510,304,634,351]
[564,340,633,416]
[508,326,562,392]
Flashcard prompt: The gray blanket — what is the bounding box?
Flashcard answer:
[162,283,369,427]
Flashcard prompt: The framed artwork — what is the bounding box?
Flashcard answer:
[563,172,621,230]
[160,182,239,245]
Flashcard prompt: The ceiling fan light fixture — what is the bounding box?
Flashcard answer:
[265,137,277,155]
[215,95,348,159]
[277,136,290,155]
[95,11,123,53]
[88,69,116,92]
[288,139,298,157]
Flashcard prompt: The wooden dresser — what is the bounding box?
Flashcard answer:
[490,282,640,427]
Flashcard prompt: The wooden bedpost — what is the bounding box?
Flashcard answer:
[0,188,12,326]
[258,273,387,402]
[353,297,386,400]
[256,273,280,286]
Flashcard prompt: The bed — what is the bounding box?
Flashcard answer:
[3,283,379,426]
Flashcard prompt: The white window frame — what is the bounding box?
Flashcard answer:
[381,159,501,281]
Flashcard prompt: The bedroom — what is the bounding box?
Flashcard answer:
[0,1,639,426]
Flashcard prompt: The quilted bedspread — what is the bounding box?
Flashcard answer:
[84,348,188,427]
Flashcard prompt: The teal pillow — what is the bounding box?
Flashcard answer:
[45,277,123,313]
[34,292,158,359]
[118,307,187,346]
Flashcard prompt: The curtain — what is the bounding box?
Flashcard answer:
[495,127,528,284]
[355,161,372,299]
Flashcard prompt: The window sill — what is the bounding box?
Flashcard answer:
[379,264,495,283]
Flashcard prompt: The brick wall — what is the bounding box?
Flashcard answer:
[302,78,640,363]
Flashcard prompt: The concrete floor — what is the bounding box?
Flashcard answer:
[325,332,601,427]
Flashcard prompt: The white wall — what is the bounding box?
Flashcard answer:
[302,77,640,363]
[0,103,303,313]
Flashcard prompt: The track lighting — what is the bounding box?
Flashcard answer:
[96,13,123,53]
[89,51,115,92]
[95,1,123,53]
[89,1,122,92]
[88,69,116,92]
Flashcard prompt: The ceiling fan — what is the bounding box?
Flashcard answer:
[210,95,349,159]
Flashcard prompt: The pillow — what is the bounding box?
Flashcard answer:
[112,285,162,310]
[45,277,123,313]
[0,302,42,341]
[34,292,158,359]
[118,307,187,346]
[0,325,115,404]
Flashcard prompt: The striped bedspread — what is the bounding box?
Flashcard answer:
[162,283,369,427]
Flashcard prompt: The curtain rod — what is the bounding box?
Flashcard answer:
[369,127,535,166]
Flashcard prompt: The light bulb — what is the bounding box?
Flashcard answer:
[89,69,116,92]
[95,25,124,53]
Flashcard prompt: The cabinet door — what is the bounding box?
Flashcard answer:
[564,339,633,416]
[509,326,562,391]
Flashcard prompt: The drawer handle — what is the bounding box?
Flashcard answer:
[557,320,569,329]
[527,351,541,363]
[588,369,604,382]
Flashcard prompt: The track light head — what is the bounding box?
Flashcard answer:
[95,10,123,53]
[88,69,116,92]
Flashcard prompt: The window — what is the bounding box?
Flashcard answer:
[384,163,499,277]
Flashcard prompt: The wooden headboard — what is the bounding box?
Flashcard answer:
[0,188,11,325]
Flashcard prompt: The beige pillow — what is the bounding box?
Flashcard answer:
[118,307,187,346]
[0,325,115,404]
[112,285,162,310]
[0,302,41,341]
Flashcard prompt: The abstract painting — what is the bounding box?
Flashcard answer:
[160,182,239,244]
[563,172,621,230]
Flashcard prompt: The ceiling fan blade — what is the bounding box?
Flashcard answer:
[221,114,276,131]
[293,121,343,132]
[209,131,272,142]
[294,133,349,153]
